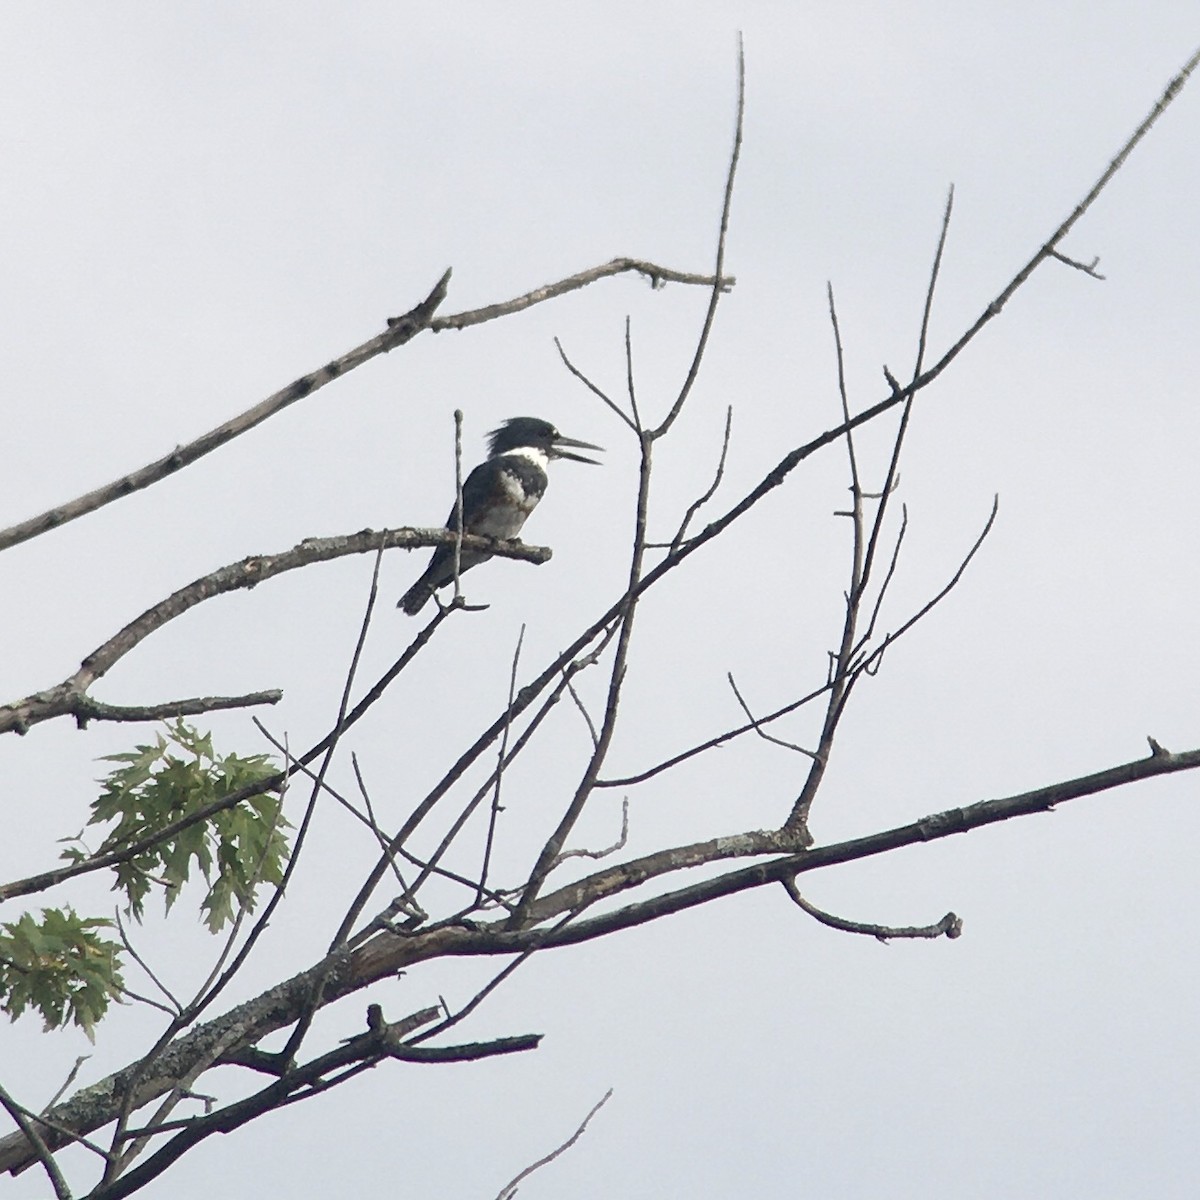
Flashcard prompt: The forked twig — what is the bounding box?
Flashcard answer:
[727,673,817,760]
[667,407,733,553]
[555,337,637,431]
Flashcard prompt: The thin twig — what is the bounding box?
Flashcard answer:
[856,496,999,675]
[650,34,744,439]
[478,625,526,902]
[0,1082,72,1200]
[350,755,421,910]
[667,407,733,554]
[452,410,465,604]
[114,910,182,1015]
[554,799,630,865]
[564,674,601,750]
[782,876,961,942]
[494,1088,614,1200]
[555,337,637,432]
[596,677,833,787]
[853,505,909,656]
[624,316,643,433]
[726,673,818,759]
[1048,249,1105,279]
[430,258,733,333]
[40,1057,90,1118]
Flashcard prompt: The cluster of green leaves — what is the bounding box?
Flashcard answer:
[0,908,124,1038]
[2,724,286,1034]
[61,720,288,933]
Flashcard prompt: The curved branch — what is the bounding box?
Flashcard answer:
[0,527,548,737]
[782,877,961,942]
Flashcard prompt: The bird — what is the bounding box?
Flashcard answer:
[398,416,602,615]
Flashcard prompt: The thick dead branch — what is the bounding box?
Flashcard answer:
[5,738,1195,1177]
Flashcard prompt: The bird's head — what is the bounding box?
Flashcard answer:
[487,417,603,465]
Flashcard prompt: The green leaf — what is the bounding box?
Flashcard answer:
[0,908,125,1037]
[67,720,288,933]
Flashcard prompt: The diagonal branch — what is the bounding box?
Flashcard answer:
[1,258,732,557]
[493,1088,613,1200]
[0,271,450,556]
[0,526,547,738]
[0,603,453,904]
[0,1082,71,1200]
[4,738,1198,1178]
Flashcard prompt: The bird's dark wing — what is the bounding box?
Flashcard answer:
[398,462,498,614]
[439,459,495,531]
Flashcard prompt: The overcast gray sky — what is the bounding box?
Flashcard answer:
[2,4,1199,1197]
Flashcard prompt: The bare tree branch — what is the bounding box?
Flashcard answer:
[596,678,832,788]
[650,35,744,439]
[4,737,1198,1178]
[71,691,282,729]
[0,272,449,557]
[665,406,733,553]
[554,336,637,432]
[493,1088,613,1200]
[0,259,732,557]
[727,672,818,760]
[0,1081,72,1200]
[509,36,748,928]
[0,527,546,738]
[430,257,733,333]
[0,603,453,904]
[782,877,961,942]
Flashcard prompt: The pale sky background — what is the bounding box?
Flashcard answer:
[2,4,1199,1198]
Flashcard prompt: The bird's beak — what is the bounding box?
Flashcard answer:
[550,433,604,465]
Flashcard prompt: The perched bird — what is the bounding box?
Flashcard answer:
[399,416,602,615]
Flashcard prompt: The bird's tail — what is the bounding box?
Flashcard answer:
[398,577,434,615]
